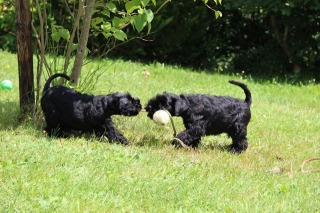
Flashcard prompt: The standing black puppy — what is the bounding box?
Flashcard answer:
[145,80,252,153]
[41,73,142,145]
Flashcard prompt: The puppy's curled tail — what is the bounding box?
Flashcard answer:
[229,80,252,106]
[43,73,70,92]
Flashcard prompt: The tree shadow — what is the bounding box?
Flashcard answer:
[0,100,21,130]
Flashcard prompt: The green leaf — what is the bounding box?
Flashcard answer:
[72,43,78,51]
[101,22,112,32]
[133,0,141,6]
[215,10,222,19]
[125,1,141,14]
[133,14,147,32]
[124,16,132,22]
[101,10,110,17]
[59,29,70,40]
[151,0,156,6]
[106,2,117,13]
[113,30,127,41]
[158,16,173,30]
[144,9,154,23]
[92,9,98,15]
[140,0,150,7]
[112,17,125,28]
[138,7,144,14]
[112,17,120,28]
[102,32,113,39]
[91,17,103,29]
[51,32,60,42]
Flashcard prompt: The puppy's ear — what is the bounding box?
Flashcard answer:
[111,98,120,110]
[103,96,119,113]
[174,98,187,116]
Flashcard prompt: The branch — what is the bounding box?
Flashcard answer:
[63,0,75,21]
[204,2,217,12]
[270,14,292,60]
[70,0,95,85]
[63,0,85,75]
[283,24,289,42]
[154,0,171,15]
[31,1,50,73]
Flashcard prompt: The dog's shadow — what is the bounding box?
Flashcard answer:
[199,142,232,152]
[38,128,117,143]
[136,132,233,152]
[197,135,233,152]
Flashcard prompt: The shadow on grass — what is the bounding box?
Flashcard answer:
[134,133,234,153]
[0,100,21,130]
[111,55,319,85]
[199,143,232,152]
[135,134,172,147]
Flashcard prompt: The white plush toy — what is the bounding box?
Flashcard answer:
[153,110,171,126]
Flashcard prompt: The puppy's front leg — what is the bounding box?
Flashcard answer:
[100,118,130,145]
[172,127,205,148]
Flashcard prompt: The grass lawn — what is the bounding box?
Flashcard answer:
[0,51,319,212]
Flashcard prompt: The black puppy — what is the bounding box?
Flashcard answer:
[145,80,252,153]
[41,73,142,145]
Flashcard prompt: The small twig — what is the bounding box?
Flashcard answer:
[154,0,171,15]
[173,137,190,150]
[300,158,320,173]
[289,161,293,178]
[163,110,190,150]
[204,3,217,12]
[163,110,176,137]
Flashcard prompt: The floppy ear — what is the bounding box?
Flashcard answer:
[111,97,121,111]
[174,98,187,116]
[102,96,119,113]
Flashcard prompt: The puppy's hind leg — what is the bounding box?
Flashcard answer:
[229,123,248,154]
[44,115,63,137]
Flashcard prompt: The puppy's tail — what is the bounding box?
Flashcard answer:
[229,80,252,106]
[43,73,70,92]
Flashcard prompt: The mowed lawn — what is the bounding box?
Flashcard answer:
[0,52,319,212]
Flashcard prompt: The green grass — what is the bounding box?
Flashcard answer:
[0,51,319,212]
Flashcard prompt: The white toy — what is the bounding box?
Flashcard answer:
[153,110,171,126]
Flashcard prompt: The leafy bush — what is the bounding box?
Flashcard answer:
[108,0,320,80]
[0,3,16,52]
[1,0,319,81]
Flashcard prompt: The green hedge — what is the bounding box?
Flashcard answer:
[1,0,319,80]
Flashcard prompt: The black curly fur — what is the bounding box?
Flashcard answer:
[145,80,252,154]
[41,73,142,145]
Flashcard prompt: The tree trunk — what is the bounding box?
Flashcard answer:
[15,0,35,116]
[70,0,95,85]
[270,14,301,74]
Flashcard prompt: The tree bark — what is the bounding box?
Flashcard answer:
[15,0,35,116]
[70,0,95,85]
[270,14,301,74]
[63,0,84,76]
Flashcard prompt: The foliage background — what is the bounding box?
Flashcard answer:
[0,0,319,81]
